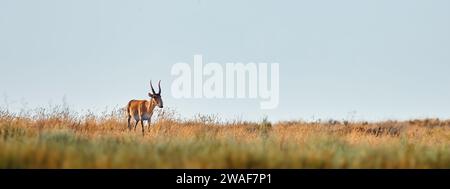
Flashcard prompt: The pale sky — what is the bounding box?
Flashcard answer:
[1,0,450,122]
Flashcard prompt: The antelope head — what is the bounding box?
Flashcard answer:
[149,80,164,108]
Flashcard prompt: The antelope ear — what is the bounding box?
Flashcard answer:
[148,93,154,98]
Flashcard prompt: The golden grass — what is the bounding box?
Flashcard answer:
[0,107,449,168]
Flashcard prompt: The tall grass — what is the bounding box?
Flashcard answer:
[0,107,449,168]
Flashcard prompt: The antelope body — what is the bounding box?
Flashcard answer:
[127,80,163,135]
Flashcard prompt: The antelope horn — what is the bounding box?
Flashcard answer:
[150,80,157,95]
[158,80,161,95]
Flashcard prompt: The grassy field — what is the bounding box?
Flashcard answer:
[0,107,449,169]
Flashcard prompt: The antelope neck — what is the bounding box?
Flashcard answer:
[147,99,157,111]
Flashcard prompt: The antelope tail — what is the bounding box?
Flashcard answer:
[124,101,133,116]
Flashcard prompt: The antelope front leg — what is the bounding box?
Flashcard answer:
[147,118,152,133]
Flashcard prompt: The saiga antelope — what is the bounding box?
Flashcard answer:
[127,80,164,135]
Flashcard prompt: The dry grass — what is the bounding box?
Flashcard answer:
[0,107,449,168]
